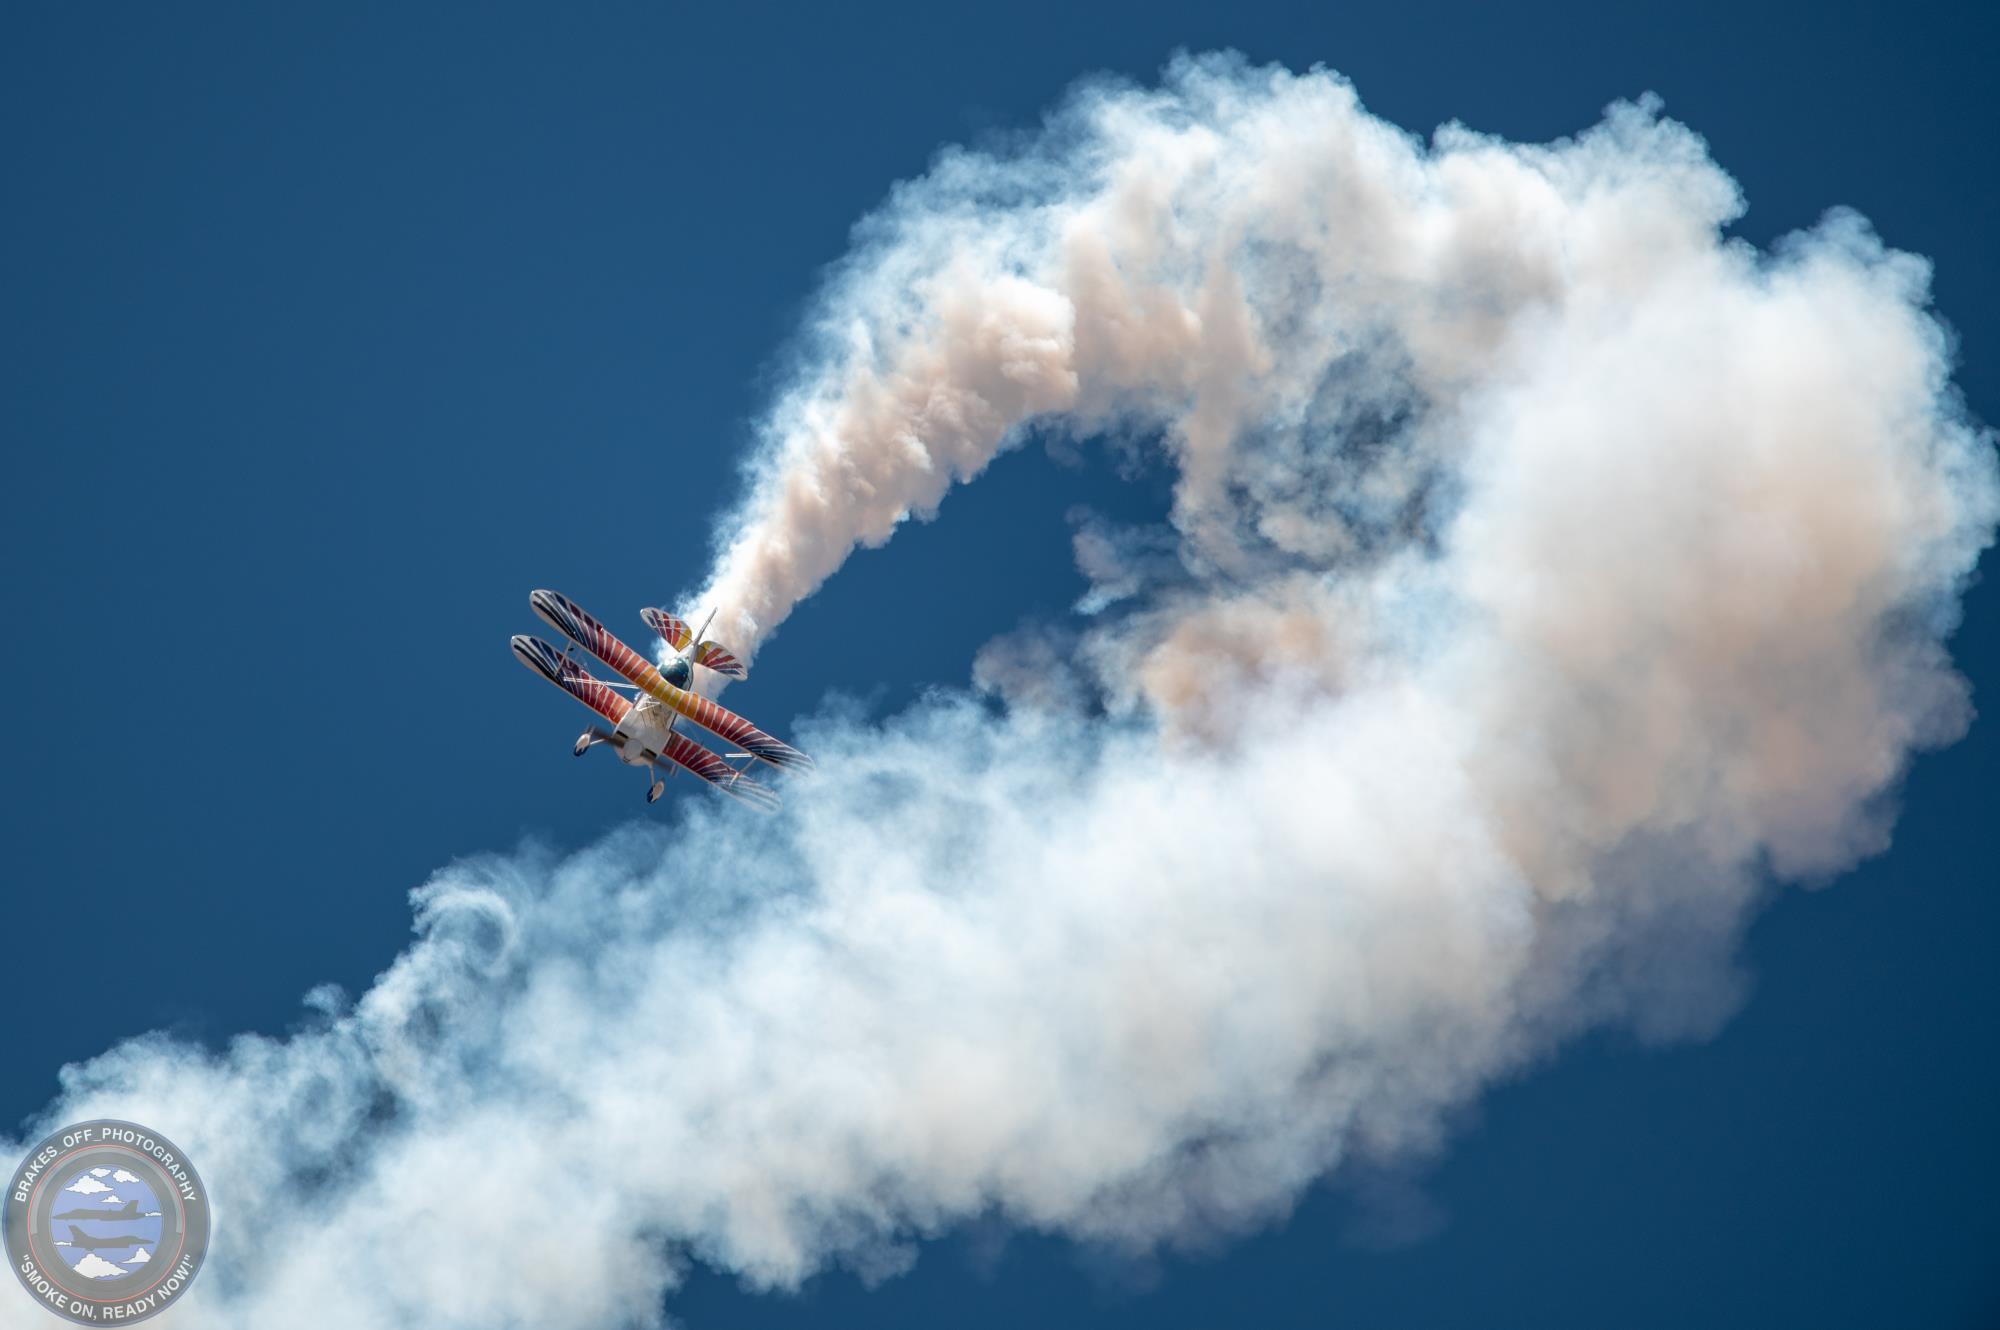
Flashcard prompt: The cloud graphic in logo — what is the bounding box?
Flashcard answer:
[124,1249,151,1266]
[70,1254,126,1280]
[63,1177,109,1196]
[111,1170,140,1185]
[88,1170,111,1179]
[96,1195,121,1206]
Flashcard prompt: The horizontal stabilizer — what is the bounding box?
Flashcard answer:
[694,641,746,678]
[641,607,693,653]
[642,608,748,678]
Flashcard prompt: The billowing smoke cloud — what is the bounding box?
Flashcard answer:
[7,55,1993,1330]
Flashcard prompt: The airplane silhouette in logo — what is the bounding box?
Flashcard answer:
[52,1200,142,1222]
[65,1225,147,1252]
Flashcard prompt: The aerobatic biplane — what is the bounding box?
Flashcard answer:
[511,589,810,810]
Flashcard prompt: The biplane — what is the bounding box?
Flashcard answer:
[510,589,810,809]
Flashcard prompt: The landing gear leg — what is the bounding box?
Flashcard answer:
[646,764,666,804]
[574,726,614,757]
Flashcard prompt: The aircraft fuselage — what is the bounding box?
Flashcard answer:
[611,698,680,767]
[66,1226,146,1251]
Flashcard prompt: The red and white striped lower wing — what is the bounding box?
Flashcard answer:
[656,732,780,812]
[512,635,632,725]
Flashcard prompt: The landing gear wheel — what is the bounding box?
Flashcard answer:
[574,732,593,757]
[647,779,666,804]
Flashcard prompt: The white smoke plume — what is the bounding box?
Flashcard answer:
[6,55,1994,1330]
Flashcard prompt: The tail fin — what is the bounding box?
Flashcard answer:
[641,607,747,678]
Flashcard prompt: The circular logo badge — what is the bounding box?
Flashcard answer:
[5,1121,210,1324]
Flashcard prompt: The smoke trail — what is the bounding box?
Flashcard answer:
[7,55,1993,1330]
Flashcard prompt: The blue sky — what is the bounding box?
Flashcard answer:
[4,3,1996,1327]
